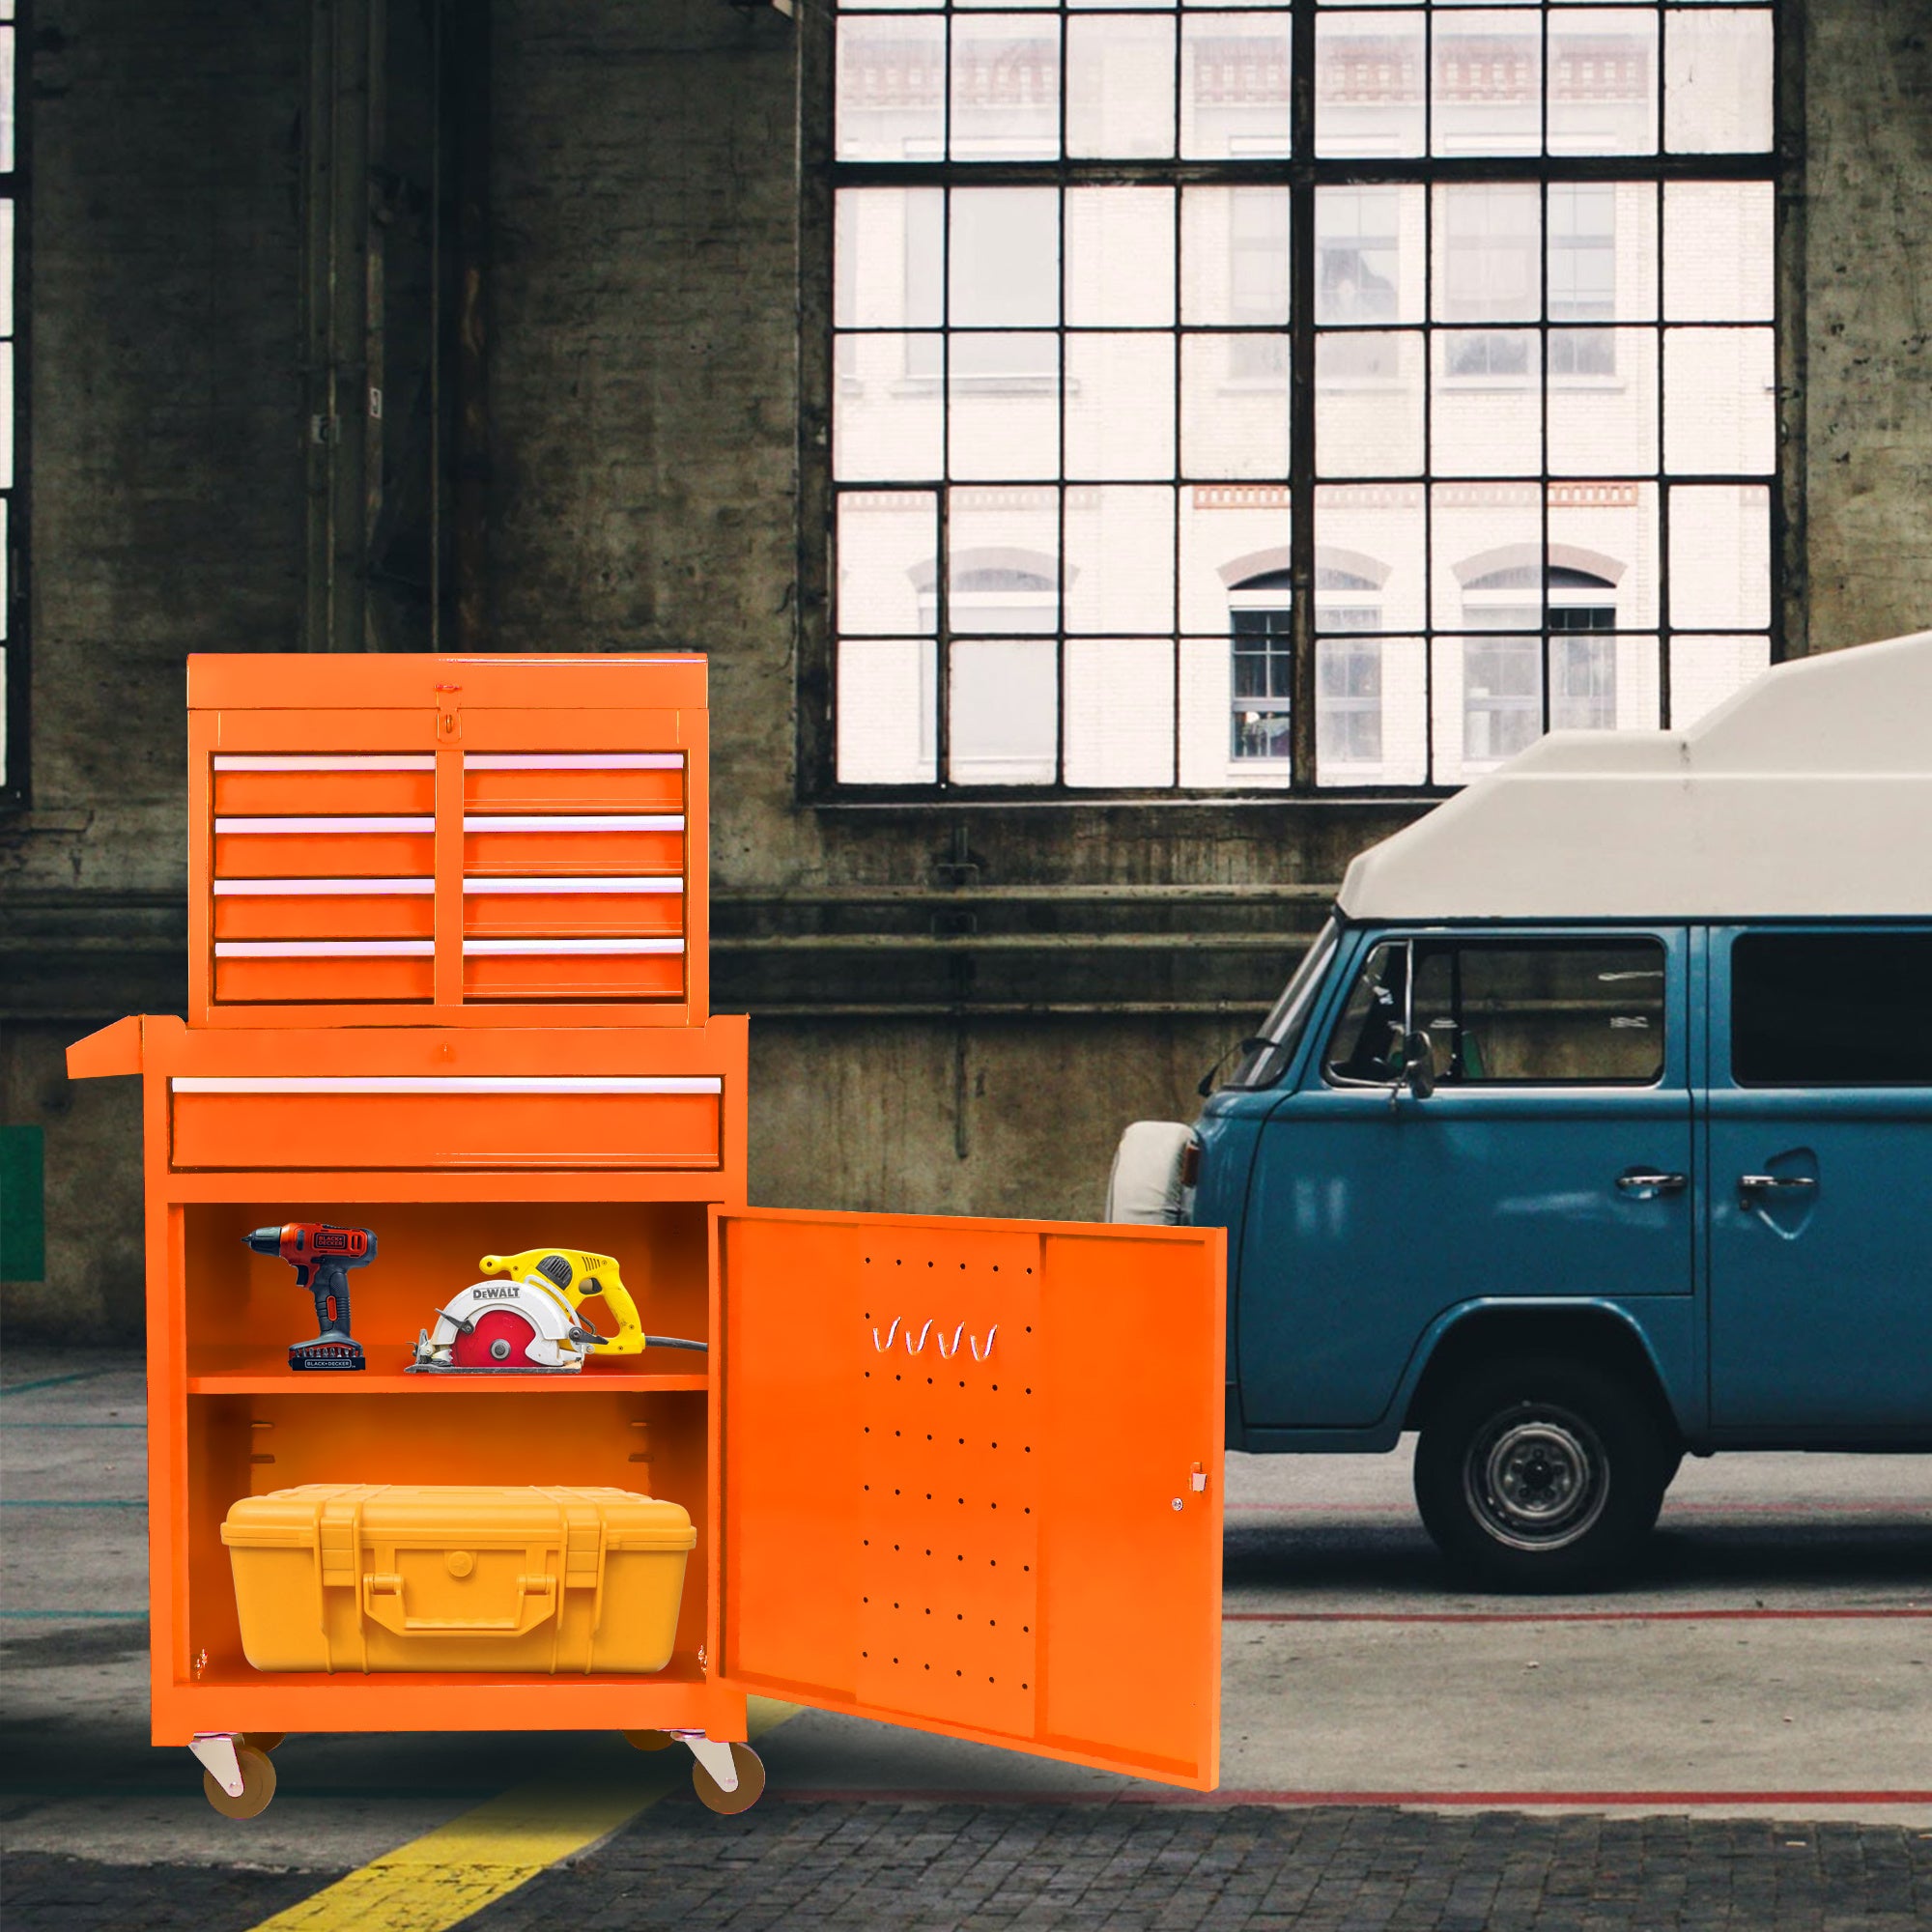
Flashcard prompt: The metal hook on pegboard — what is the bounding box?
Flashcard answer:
[970,1324,998,1363]
[871,1316,900,1352]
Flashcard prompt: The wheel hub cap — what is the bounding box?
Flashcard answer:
[1467,1412,1609,1551]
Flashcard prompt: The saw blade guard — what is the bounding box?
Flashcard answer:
[416,1276,590,1372]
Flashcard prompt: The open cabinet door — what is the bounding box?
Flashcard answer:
[713,1208,1225,1790]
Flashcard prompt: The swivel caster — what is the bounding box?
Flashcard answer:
[190,1735,277,1820]
[623,1727,766,1813]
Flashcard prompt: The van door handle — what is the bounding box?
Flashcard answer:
[1738,1173,1817,1209]
[1616,1169,1687,1196]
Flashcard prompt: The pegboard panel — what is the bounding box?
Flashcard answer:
[855,1226,1040,1731]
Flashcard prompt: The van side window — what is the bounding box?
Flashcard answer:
[1732,933,1932,1085]
[1323,939,1666,1086]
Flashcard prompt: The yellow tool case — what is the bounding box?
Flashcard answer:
[222,1485,696,1675]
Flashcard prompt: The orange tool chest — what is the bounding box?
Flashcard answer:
[69,654,1225,1821]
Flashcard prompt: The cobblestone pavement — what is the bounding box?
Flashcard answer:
[13,1802,1932,1931]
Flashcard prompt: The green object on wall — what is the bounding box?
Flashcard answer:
[0,1125,46,1281]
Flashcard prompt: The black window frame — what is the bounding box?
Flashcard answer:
[800,0,1804,806]
[0,4,25,811]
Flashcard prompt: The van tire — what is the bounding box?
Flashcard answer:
[1413,1355,1672,1592]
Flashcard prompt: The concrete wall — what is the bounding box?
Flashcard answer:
[6,0,1932,1333]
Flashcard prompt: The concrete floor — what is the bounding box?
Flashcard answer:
[7,1345,1932,1892]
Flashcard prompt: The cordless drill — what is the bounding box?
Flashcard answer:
[244,1223,375,1372]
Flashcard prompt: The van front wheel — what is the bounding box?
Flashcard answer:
[1413,1357,1671,1591]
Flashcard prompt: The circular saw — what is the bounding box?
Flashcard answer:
[408,1271,598,1375]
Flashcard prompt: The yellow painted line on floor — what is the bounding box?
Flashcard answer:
[244,1699,797,1932]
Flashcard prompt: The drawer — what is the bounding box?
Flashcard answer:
[169,1074,724,1171]
[213,755,436,816]
[461,940,687,1003]
[213,880,437,942]
[464,753,684,814]
[463,815,685,876]
[214,818,437,880]
[462,878,684,941]
[212,944,435,1006]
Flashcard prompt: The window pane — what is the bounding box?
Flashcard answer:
[1067,15,1177,158]
[1434,482,1540,629]
[1183,334,1292,477]
[1411,942,1667,1084]
[1669,632,1769,728]
[838,16,946,161]
[952,15,1063,159]
[838,492,938,635]
[0,203,14,340]
[839,639,938,783]
[1432,10,1542,157]
[835,335,945,480]
[1663,327,1776,474]
[837,187,943,328]
[1317,330,1424,477]
[949,187,1059,327]
[1066,186,1176,327]
[948,339,1060,478]
[1668,484,1770,628]
[1179,633,1293,788]
[1732,935,1932,1088]
[1182,185,1291,327]
[948,488,1060,632]
[1179,483,1291,632]
[1181,14,1293,158]
[1323,939,1407,1081]
[1316,183,1425,328]
[1316,635,1428,785]
[1548,328,1659,476]
[1065,639,1177,786]
[1316,12,1426,157]
[1549,480,1660,629]
[1434,183,1541,321]
[1663,8,1773,153]
[1548,8,1658,156]
[1318,483,1426,630]
[1065,336,1177,481]
[1663,181,1775,321]
[1065,485,1178,634]
[1432,331,1540,477]
[950,639,1059,782]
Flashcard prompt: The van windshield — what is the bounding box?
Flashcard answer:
[1227,917,1340,1089]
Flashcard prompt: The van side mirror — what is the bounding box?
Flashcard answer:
[1402,1031,1435,1100]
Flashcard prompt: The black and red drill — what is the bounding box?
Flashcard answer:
[244,1223,375,1371]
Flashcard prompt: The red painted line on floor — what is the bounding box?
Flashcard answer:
[765,1788,1932,1810]
[1230,1501,1932,1518]
[1223,1606,1932,1624]
[1123,1789,1932,1810]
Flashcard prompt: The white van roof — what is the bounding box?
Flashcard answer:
[1338,630,1932,922]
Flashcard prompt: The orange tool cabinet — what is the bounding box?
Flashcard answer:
[69,655,1226,1821]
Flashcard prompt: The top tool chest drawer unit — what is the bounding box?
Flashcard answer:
[188,654,708,1028]
[70,653,1226,1824]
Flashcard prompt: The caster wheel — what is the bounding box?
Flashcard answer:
[204,1744,277,1820]
[692,1743,765,1816]
[622,1729,677,1753]
[240,1731,286,1755]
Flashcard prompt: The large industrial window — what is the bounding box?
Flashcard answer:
[0,7,19,806]
[826,0,1782,794]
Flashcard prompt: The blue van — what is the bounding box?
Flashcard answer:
[1111,632,1932,1590]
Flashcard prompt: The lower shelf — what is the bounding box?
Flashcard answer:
[185,1343,709,1394]
[153,1653,748,1741]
